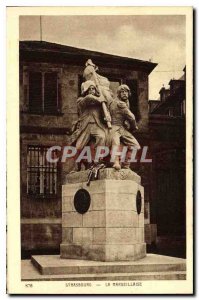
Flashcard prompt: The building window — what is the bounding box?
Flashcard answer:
[29,71,60,114]
[27,145,59,196]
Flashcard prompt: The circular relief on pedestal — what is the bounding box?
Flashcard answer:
[74,189,91,214]
[136,191,142,215]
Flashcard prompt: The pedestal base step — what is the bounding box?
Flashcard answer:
[21,254,186,281]
[22,261,186,281]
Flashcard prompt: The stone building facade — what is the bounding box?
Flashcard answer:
[148,68,186,257]
[20,40,168,257]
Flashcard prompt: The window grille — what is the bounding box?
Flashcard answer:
[27,145,58,196]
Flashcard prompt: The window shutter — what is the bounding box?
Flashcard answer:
[57,83,62,113]
[29,72,42,113]
[44,72,58,113]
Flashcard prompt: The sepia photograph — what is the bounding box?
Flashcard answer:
[6,6,193,294]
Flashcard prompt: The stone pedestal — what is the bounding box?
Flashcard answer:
[60,168,146,261]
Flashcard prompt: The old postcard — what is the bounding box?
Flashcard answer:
[7,6,193,294]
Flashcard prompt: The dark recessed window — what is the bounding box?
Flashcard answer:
[29,71,60,114]
[136,190,142,215]
[74,189,91,214]
[27,145,59,196]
